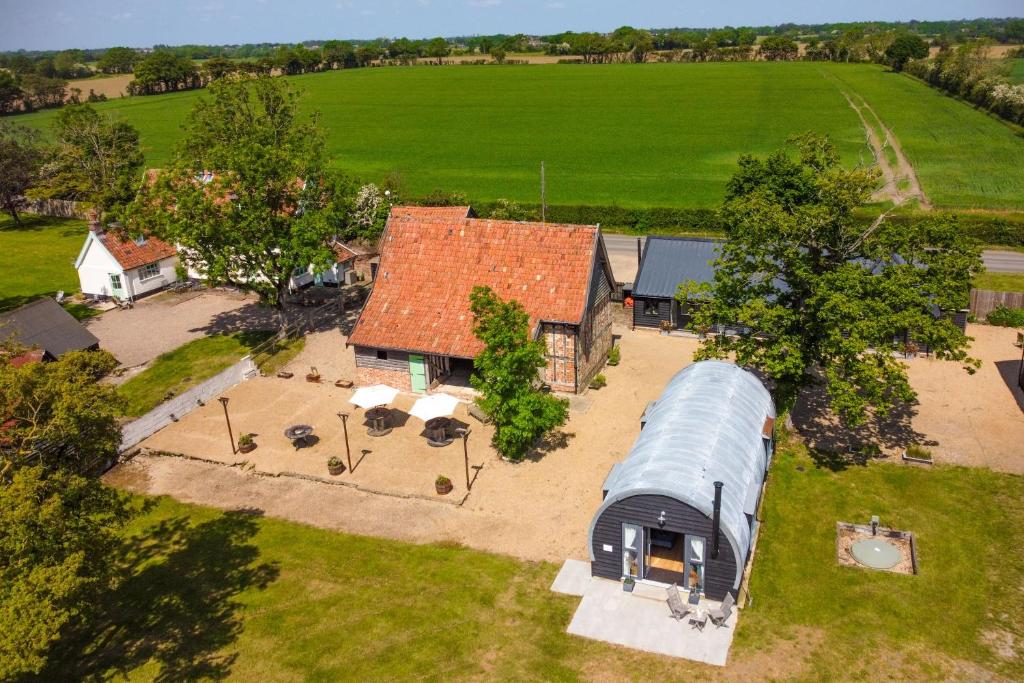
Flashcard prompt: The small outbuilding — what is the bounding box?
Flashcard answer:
[631,237,722,330]
[588,360,775,600]
[75,220,178,301]
[0,297,100,361]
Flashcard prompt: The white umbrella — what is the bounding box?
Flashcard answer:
[349,384,400,409]
[409,393,460,422]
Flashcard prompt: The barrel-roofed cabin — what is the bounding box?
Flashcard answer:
[588,360,775,601]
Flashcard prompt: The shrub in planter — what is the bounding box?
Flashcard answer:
[435,475,453,495]
[904,444,933,462]
[238,433,256,453]
[607,345,620,366]
[589,374,607,390]
[659,320,673,332]
[622,577,635,592]
[327,456,345,476]
[306,365,321,383]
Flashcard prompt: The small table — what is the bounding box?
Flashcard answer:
[284,424,314,449]
[688,609,708,631]
[424,417,454,447]
[366,407,392,437]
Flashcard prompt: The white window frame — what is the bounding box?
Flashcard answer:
[138,262,161,281]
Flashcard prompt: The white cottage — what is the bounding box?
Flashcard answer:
[75,223,179,301]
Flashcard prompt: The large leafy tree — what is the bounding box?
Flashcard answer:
[885,33,929,71]
[32,104,143,220]
[131,77,349,329]
[0,122,45,225]
[691,134,981,424]
[469,286,568,462]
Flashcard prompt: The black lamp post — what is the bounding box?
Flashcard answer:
[218,397,235,454]
[337,411,352,473]
[455,427,472,491]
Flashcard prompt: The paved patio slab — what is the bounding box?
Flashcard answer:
[566,578,736,666]
[550,559,592,596]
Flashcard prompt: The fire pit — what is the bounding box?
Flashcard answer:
[284,424,315,449]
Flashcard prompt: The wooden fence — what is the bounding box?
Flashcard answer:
[969,288,1024,320]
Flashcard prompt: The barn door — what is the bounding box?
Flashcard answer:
[408,354,427,393]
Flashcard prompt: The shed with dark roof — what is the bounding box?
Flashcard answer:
[0,298,100,360]
[632,237,723,330]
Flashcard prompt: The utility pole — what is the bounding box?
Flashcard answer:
[540,161,546,224]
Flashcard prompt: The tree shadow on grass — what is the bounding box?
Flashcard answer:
[791,381,930,471]
[43,507,279,681]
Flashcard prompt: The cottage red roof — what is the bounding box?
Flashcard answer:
[98,232,177,270]
[347,214,602,358]
[388,205,473,221]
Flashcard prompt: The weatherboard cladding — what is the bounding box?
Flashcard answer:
[347,211,601,359]
[632,237,722,299]
[588,360,775,591]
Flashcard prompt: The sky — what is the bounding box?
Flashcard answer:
[0,0,1020,51]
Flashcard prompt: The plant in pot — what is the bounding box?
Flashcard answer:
[903,444,933,463]
[238,433,256,453]
[622,576,635,592]
[327,456,345,476]
[606,345,620,366]
[659,320,673,334]
[306,365,321,383]
[589,373,607,390]
[435,475,453,495]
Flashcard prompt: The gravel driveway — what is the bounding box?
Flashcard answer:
[86,289,278,368]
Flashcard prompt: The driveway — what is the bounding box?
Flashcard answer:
[86,289,278,369]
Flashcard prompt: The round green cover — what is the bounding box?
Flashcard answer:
[851,538,901,569]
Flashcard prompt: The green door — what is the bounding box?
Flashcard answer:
[409,354,427,393]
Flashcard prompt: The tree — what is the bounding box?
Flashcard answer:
[345,183,390,243]
[490,46,507,64]
[425,37,450,65]
[0,123,45,225]
[33,104,143,219]
[488,198,535,221]
[130,77,349,330]
[690,134,982,425]
[885,33,929,71]
[759,36,799,61]
[322,40,356,69]
[96,47,138,74]
[201,56,237,82]
[18,74,67,111]
[0,71,22,114]
[469,286,568,462]
[129,52,199,94]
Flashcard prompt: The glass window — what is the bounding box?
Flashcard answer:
[643,300,659,316]
[622,523,643,579]
[376,350,388,361]
[685,535,705,592]
[138,263,160,280]
[109,274,122,291]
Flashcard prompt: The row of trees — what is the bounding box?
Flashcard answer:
[905,42,1024,126]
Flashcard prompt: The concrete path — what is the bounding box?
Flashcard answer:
[603,234,1024,284]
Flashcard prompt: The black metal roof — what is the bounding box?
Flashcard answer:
[0,298,99,358]
[632,237,723,299]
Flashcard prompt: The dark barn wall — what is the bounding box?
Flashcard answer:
[353,345,410,370]
[632,297,671,329]
[591,493,741,601]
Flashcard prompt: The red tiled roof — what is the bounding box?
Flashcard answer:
[331,241,375,263]
[98,232,177,270]
[388,205,472,221]
[347,214,600,358]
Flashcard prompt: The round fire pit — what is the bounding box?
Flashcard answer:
[284,424,314,449]
[850,538,901,570]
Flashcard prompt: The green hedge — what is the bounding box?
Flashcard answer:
[460,201,1024,247]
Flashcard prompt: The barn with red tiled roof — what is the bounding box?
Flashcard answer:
[347,206,616,393]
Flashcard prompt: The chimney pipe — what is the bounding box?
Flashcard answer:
[711,481,723,559]
[87,209,102,234]
[636,237,642,268]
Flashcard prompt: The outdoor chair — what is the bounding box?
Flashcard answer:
[709,592,735,627]
[666,583,692,621]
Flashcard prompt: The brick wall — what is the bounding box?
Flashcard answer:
[576,294,614,388]
[541,323,578,392]
[356,365,412,391]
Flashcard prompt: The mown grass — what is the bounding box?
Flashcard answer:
[117,332,304,417]
[21,62,1024,210]
[1008,59,1024,84]
[39,438,1024,680]
[974,271,1024,293]
[0,215,94,317]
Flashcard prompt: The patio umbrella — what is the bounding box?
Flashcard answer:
[349,384,400,409]
[409,393,460,422]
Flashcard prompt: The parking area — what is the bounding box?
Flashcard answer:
[85,289,276,368]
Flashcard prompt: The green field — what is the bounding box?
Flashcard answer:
[39,439,1024,680]
[1009,59,1024,84]
[16,63,1024,210]
[0,215,94,317]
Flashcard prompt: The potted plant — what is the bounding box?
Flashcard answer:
[606,345,620,366]
[589,373,607,390]
[435,475,453,495]
[238,433,256,453]
[327,456,345,476]
[306,366,321,383]
[622,576,635,593]
[902,444,933,464]
[659,320,673,334]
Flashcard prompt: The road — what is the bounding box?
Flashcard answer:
[602,233,1024,283]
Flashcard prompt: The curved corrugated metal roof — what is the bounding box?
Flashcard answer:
[589,360,775,588]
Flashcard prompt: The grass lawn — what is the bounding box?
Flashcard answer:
[15,63,1024,210]
[974,271,1024,293]
[0,215,97,318]
[117,332,304,417]
[40,440,1024,680]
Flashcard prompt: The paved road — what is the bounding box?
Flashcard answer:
[602,233,1024,283]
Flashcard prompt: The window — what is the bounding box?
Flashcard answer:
[643,300,659,317]
[109,274,122,291]
[138,263,160,280]
[376,350,388,361]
